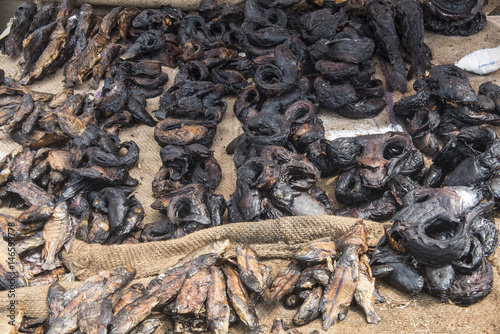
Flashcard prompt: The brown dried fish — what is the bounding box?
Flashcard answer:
[270,318,286,334]
[293,286,323,326]
[113,283,145,315]
[112,253,219,334]
[53,94,87,138]
[0,237,28,289]
[236,244,265,293]
[3,2,37,57]
[110,293,162,334]
[294,240,338,266]
[173,267,211,314]
[117,7,140,42]
[1,94,34,133]
[22,22,57,76]
[354,254,380,324]
[336,221,368,254]
[21,0,74,84]
[48,267,136,334]
[129,318,162,334]
[78,296,114,334]
[223,263,259,329]
[47,282,78,325]
[16,231,45,255]
[65,7,122,87]
[206,267,230,334]
[7,181,53,207]
[267,261,301,301]
[29,267,66,287]
[320,245,359,331]
[18,204,53,223]
[296,263,327,289]
[41,201,74,270]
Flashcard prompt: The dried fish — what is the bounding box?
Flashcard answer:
[173,268,211,314]
[21,0,74,84]
[206,267,230,334]
[293,286,323,326]
[223,263,259,329]
[320,245,359,331]
[268,261,301,301]
[236,244,265,293]
[48,267,136,334]
[354,254,380,324]
[41,202,74,270]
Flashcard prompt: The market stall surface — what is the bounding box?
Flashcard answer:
[1,0,500,333]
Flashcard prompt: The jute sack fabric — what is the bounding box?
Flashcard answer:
[0,215,387,318]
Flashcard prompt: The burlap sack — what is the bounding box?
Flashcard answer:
[1,1,500,332]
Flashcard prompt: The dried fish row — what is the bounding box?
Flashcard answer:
[27,240,272,333]
[148,81,228,239]
[265,221,383,330]
[371,186,498,306]
[0,0,176,93]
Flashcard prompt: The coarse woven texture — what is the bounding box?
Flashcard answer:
[0,2,500,333]
[32,0,244,10]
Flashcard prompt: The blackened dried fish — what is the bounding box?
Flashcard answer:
[3,2,37,57]
[293,286,322,326]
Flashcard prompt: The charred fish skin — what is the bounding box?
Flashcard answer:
[354,254,381,324]
[206,267,230,334]
[222,263,259,330]
[236,244,265,293]
[320,245,359,331]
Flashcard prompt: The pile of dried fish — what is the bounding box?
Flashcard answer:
[371,186,498,305]
[395,65,500,158]
[266,221,382,330]
[149,80,228,238]
[20,267,137,333]
[227,144,334,222]
[20,240,268,333]
[0,0,177,90]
